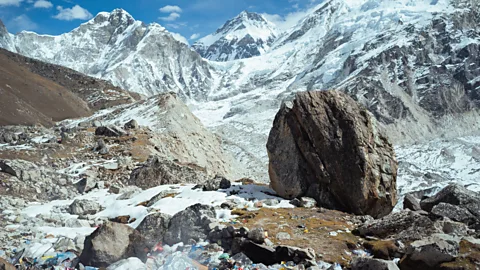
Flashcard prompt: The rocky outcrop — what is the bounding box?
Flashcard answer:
[399,234,459,270]
[194,175,231,191]
[355,210,440,242]
[351,257,400,270]
[79,222,147,267]
[68,199,103,216]
[135,212,171,249]
[163,204,216,245]
[267,90,398,218]
[128,156,209,189]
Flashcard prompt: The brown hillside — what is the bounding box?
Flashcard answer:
[0,52,94,126]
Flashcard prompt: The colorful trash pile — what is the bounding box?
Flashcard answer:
[1,239,341,270]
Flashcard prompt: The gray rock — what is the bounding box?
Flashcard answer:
[195,175,231,191]
[74,177,97,194]
[243,241,277,265]
[399,234,459,269]
[109,185,121,194]
[267,91,398,218]
[431,202,477,225]
[79,222,147,267]
[69,199,102,216]
[64,218,91,228]
[275,246,316,267]
[355,210,440,241]
[93,139,109,155]
[95,126,126,137]
[248,227,265,244]
[220,200,237,209]
[420,184,480,213]
[351,257,400,270]
[136,212,171,249]
[146,189,180,207]
[403,194,422,211]
[276,232,291,240]
[163,204,216,245]
[0,161,17,177]
[291,197,317,208]
[124,119,139,130]
[128,156,208,189]
[92,120,102,127]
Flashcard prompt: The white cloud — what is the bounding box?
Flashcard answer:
[159,12,180,22]
[190,33,200,40]
[54,4,93,21]
[169,32,188,45]
[159,5,182,13]
[7,14,37,33]
[33,0,52,8]
[0,0,22,6]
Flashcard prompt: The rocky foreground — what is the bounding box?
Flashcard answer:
[0,91,479,270]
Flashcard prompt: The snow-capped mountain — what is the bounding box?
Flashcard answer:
[0,21,14,52]
[1,0,480,181]
[192,11,278,62]
[4,9,215,98]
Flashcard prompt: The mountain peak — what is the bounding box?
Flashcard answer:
[91,8,135,26]
[192,10,277,61]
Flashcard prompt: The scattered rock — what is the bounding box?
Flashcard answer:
[220,200,237,210]
[92,120,102,127]
[68,199,102,216]
[0,161,17,177]
[163,204,216,245]
[363,240,398,260]
[267,91,398,218]
[146,190,179,207]
[124,119,139,130]
[275,246,316,267]
[399,234,459,270]
[195,175,231,191]
[290,197,317,208]
[74,177,97,194]
[95,126,126,137]
[403,194,422,211]
[431,202,478,225]
[109,185,121,194]
[136,212,171,249]
[420,184,480,213]
[79,222,146,267]
[276,232,291,241]
[243,241,277,265]
[351,257,400,270]
[355,210,440,241]
[128,156,208,189]
[93,139,109,155]
[248,227,266,244]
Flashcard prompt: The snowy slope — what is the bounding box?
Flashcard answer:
[5,9,215,98]
[192,11,278,61]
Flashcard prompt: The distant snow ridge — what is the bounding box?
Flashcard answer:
[192,11,278,61]
[6,9,215,98]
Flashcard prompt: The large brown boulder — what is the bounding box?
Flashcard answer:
[266,90,398,218]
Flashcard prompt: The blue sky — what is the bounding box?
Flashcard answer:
[0,0,321,43]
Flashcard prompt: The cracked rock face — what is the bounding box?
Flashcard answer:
[267,90,398,218]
